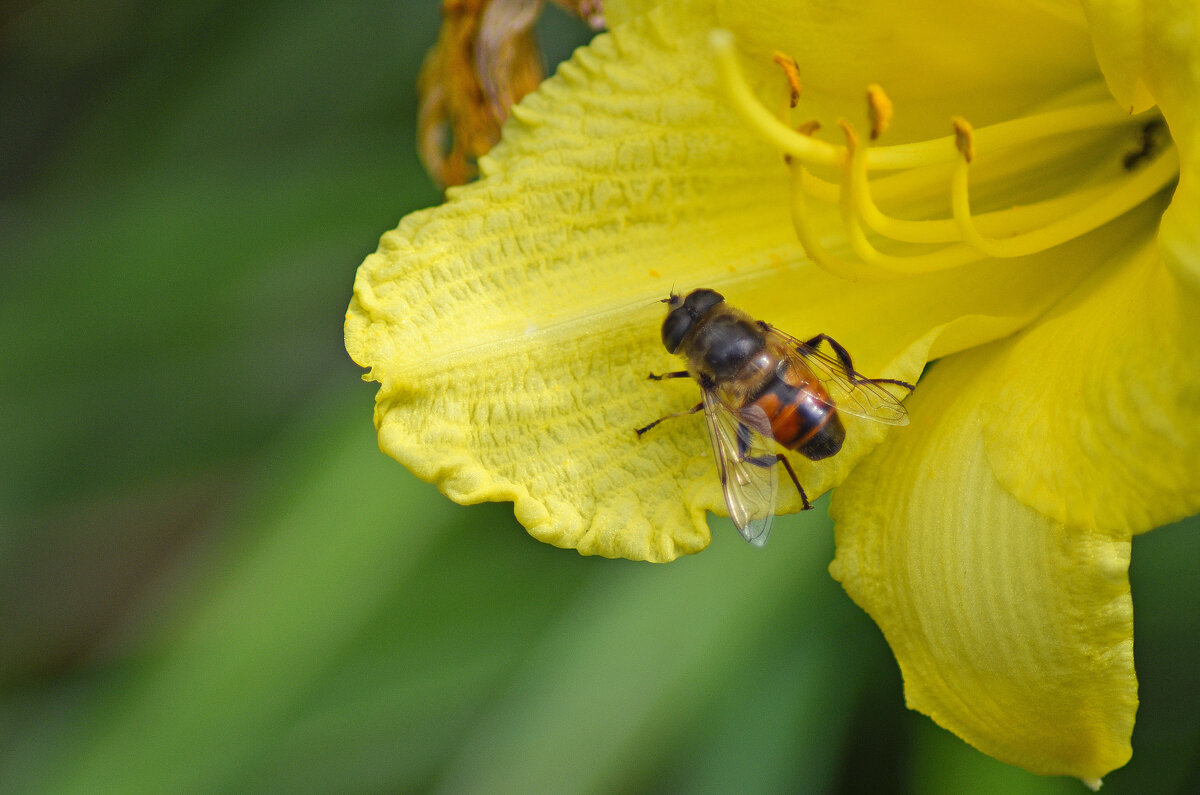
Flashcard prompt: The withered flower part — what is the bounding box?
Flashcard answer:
[417,0,604,188]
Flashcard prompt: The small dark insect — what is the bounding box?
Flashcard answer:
[636,289,914,546]
[1123,118,1167,171]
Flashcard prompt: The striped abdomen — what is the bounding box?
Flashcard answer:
[749,362,846,460]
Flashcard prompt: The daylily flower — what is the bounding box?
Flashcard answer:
[346,0,1199,785]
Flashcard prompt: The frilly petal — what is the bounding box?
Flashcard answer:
[350,1,797,561]
[830,342,1136,783]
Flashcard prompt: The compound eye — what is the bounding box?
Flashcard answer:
[661,308,693,353]
[683,288,724,315]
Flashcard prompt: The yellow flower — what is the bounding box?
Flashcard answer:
[346,0,1199,783]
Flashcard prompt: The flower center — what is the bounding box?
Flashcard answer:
[709,30,1179,282]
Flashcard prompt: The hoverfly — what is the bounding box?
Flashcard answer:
[636,288,914,546]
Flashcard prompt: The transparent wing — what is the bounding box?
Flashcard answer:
[701,389,779,546]
[765,327,912,426]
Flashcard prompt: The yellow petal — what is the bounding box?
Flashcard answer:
[981,221,1200,536]
[1142,0,1200,293]
[348,0,1177,560]
[351,1,799,562]
[1081,0,1156,113]
[830,341,1136,783]
[1083,0,1200,290]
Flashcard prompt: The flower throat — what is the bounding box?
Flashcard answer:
[709,30,1179,283]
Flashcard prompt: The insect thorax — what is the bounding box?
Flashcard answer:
[686,313,764,378]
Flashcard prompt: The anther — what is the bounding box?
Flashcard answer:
[711,29,1178,282]
[772,52,803,108]
[796,120,821,137]
[838,118,859,151]
[953,117,975,163]
[709,29,842,167]
[841,118,985,274]
[867,84,892,140]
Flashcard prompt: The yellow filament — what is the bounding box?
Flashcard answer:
[711,30,1140,172]
[787,159,901,282]
[711,28,1178,277]
[710,30,842,168]
[811,130,1149,242]
[799,170,838,202]
[839,122,985,274]
[865,102,1138,170]
[848,175,1133,245]
[845,137,958,244]
[953,117,975,163]
[952,137,1180,257]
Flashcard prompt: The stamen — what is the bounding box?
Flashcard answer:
[799,168,838,202]
[784,124,891,281]
[866,102,1140,170]
[838,121,984,274]
[844,122,961,245]
[711,30,1139,171]
[787,159,891,282]
[710,30,842,168]
[709,29,1179,279]
[952,121,1180,258]
[814,122,1151,244]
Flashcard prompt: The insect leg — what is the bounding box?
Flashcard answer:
[735,423,812,511]
[772,453,812,511]
[635,402,703,437]
[802,333,915,392]
[647,370,690,380]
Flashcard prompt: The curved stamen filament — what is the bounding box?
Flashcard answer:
[710,29,1140,171]
[839,122,985,274]
[710,30,842,168]
[952,124,1180,257]
[711,28,1178,279]
[845,135,960,245]
[808,139,1155,245]
[868,102,1138,170]
[787,157,903,282]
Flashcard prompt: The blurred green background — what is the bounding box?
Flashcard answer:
[2,2,1197,793]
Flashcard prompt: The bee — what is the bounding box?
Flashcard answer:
[636,288,914,546]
